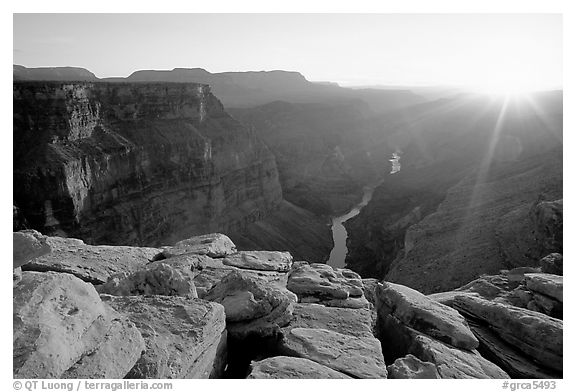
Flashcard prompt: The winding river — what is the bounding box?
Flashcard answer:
[327,151,401,268]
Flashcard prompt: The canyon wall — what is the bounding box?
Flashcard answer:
[345,92,563,291]
[13,81,330,260]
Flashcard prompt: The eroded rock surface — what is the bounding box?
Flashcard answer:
[14,271,110,378]
[287,262,369,308]
[98,262,198,297]
[248,356,351,379]
[409,332,509,379]
[376,282,478,350]
[101,295,227,379]
[524,273,562,302]
[387,354,440,379]
[13,230,51,269]
[204,270,297,339]
[161,233,237,259]
[223,251,293,272]
[281,327,387,378]
[453,295,562,373]
[22,236,160,284]
[283,303,374,338]
[61,312,145,379]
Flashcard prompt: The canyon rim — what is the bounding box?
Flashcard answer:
[11,12,563,385]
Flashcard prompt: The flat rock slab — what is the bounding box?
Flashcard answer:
[281,327,387,379]
[223,251,293,272]
[409,332,509,379]
[376,281,478,350]
[204,270,297,339]
[14,271,109,378]
[524,273,563,302]
[387,354,440,379]
[248,356,351,379]
[162,233,236,259]
[13,230,51,269]
[62,311,145,379]
[287,262,365,305]
[284,303,374,338]
[22,236,161,284]
[101,295,226,379]
[454,295,562,372]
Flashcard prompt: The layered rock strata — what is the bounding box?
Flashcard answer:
[14,81,332,262]
[431,264,563,378]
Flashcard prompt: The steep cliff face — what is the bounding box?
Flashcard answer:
[13,81,284,247]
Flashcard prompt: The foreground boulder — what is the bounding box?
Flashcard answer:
[376,282,478,350]
[162,233,236,259]
[375,308,507,379]
[204,270,297,339]
[453,295,562,373]
[387,354,440,379]
[101,295,227,378]
[13,230,51,269]
[223,251,293,272]
[22,236,160,284]
[248,356,351,379]
[287,262,369,308]
[98,262,198,297]
[281,327,387,378]
[14,271,110,378]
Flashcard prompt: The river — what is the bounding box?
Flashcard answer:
[327,151,401,268]
[327,184,379,268]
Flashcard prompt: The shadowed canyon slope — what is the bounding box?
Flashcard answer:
[228,101,392,215]
[345,92,562,293]
[13,81,330,262]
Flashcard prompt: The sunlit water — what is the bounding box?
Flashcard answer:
[327,151,401,268]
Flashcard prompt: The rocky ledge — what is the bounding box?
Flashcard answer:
[13,230,562,379]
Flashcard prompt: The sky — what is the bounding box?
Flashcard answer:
[13,13,562,90]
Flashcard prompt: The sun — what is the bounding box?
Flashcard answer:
[457,65,555,98]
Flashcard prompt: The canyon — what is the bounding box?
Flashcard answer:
[13,66,563,379]
[13,67,563,292]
